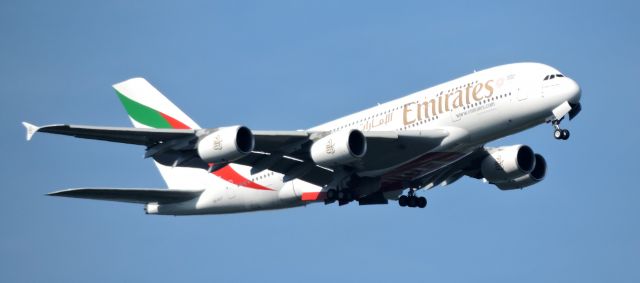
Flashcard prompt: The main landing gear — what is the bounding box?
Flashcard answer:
[398,189,427,208]
[552,119,570,140]
[325,188,354,205]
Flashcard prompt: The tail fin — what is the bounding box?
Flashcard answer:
[113,78,211,190]
[113,78,200,130]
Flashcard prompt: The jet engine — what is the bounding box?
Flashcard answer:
[480,145,536,183]
[197,126,254,163]
[480,145,547,190]
[495,154,546,190]
[310,129,367,167]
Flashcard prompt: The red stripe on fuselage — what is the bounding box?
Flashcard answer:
[159,111,273,191]
[211,164,273,191]
[301,192,326,201]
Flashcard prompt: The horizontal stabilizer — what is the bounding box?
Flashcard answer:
[21,123,195,146]
[48,188,203,204]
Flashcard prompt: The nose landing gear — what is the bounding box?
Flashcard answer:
[552,119,570,140]
[398,189,427,208]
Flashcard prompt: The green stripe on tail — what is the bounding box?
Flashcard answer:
[116,91,172,129]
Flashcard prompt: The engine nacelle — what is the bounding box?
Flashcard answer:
[197,126,254,163]
[496,154,547,190]
[310,129,367,167]
[481,145,536,183]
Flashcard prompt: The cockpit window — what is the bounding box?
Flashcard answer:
[543,73,565,80]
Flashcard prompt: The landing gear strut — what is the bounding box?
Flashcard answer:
[552,119,570,140]
[398,189,427,208]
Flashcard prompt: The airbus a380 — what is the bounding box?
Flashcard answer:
[23,62,582,215]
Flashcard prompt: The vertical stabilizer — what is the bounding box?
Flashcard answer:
[113,78,213,190]
[113,78,200,130]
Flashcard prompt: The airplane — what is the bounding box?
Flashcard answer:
[23,62,582,215]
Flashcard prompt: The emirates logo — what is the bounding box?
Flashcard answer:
[213,134,223,150]
[325,138,336,154]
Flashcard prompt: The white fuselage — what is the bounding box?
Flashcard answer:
[153,62,581,215]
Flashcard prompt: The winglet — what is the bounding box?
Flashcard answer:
[22,122,40,141]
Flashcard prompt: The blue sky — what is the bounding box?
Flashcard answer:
[1,0,639,282]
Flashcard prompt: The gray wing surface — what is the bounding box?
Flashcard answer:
[23,123,195,146]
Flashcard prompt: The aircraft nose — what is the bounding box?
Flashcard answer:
[566,78,581,103]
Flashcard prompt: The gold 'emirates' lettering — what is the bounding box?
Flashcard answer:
[403,102,415,125]
[403,79,496,126]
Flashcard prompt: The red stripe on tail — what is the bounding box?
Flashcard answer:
[160,112,191,129]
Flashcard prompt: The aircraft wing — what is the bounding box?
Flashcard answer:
[48,188,203,204]
[24,122,449,187]
[230,129,450,186]
[150,129,450,186]
[379,147,487,199]
[22,122,195,146]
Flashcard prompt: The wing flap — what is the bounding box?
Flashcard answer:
[357,129,449,172]
[48,188,203,204]
[252,130,310,153]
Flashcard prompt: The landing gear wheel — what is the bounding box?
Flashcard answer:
[399,188,428,208]
[399,195,408,207]
[343,191,353,202]
[334,190,354,206]
[417,197,427,208]
[326,189,337,201]
[554,129,563,140]
[407,196,417,208]
[552,119,571,141]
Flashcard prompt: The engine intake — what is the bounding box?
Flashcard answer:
[197,126,254,163]
[310,129,367,167]
[496,154,547,190]
[481,145,536,183]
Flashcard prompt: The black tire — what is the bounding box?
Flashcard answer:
[407,196,417,208]
[554,129,563,140]
[561,129,570,140]
[326,189,337,201]
[417,197,427,208]
[344,191,353,202]
[399,196,408,207]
